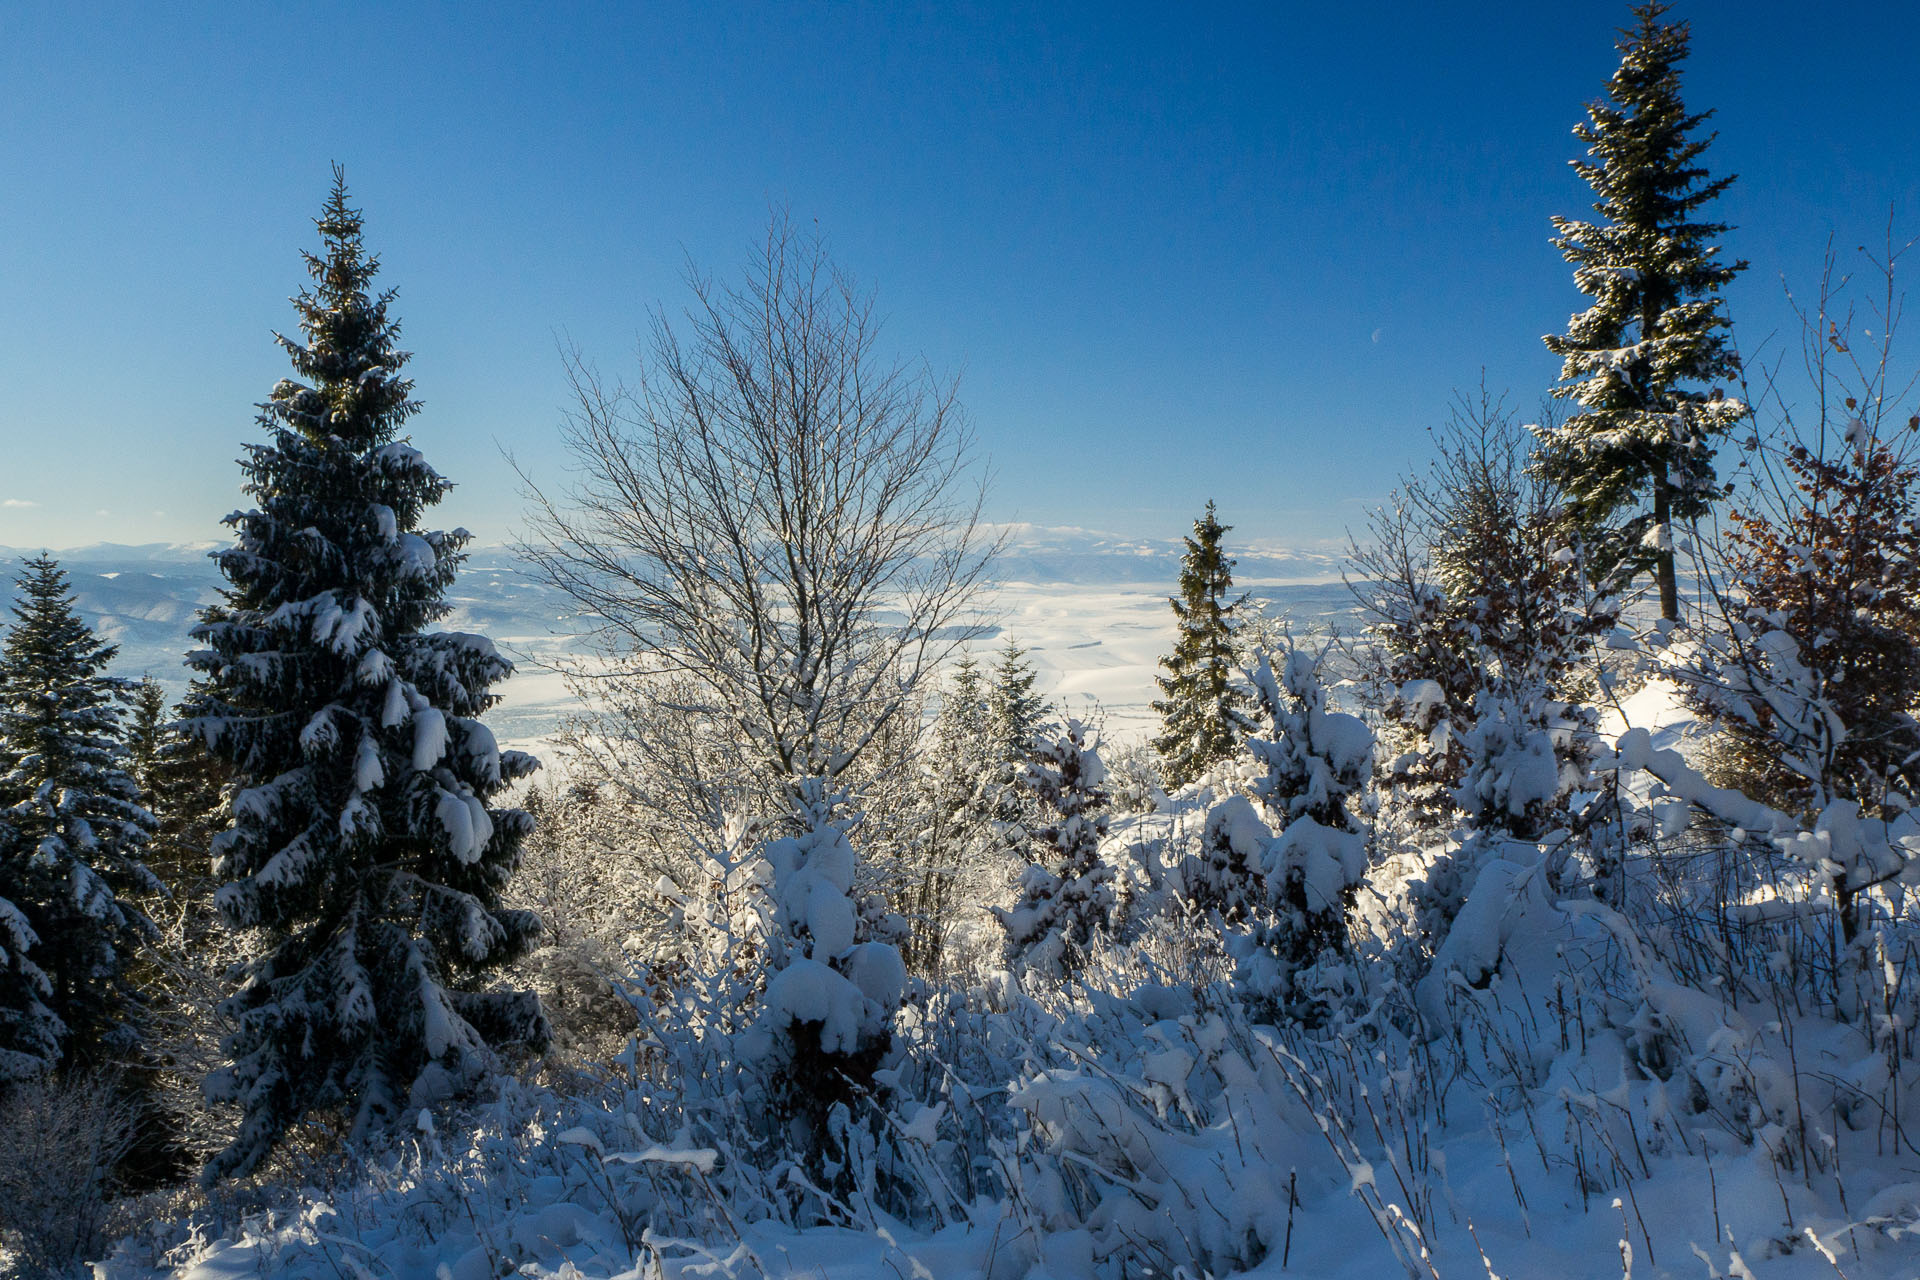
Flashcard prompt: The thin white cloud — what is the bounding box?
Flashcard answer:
[2,498,37,508]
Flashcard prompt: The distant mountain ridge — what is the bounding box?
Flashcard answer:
[0,529,1360,750]
[980,523,1345,585]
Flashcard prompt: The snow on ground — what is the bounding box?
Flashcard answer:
[104,682,1920,1280]
[1598,673,1709,758]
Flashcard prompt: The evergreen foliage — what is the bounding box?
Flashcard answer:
[748,781,907,1192]
[979,637,1048,873]
[1536,0,1746,618]
[186,172,546,1183]
[905,655,1017,972]
[124,678,168,798]
[1152,501,1249,788]
[133,677,232,898]
[1238,646,1372,1019]
[985,638,1047,768]
[0,555,156,1080]
[1354,399,1617,840]
[994,719,1112,976]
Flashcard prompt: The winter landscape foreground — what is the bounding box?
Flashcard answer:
[80,677,1920,1280]
[7,5,1920,1279]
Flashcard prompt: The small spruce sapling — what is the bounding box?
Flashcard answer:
[1239,645,1373,1020]
[747,781,907,1193]
[994,719,1113,978]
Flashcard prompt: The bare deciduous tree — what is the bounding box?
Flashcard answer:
[516,215,997,806]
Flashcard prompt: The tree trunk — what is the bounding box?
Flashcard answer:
[1653,460,1679,621]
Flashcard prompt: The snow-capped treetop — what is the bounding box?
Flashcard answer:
[1535,0,1747,616]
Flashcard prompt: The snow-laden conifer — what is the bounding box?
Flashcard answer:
[905,655,1020,971]
[744,782,906,1190]
[986,639,1046,763]
[1152,501,1249,787]
[1535,0,1746,618]
[1238,645,1372,1019]
[187,172,546,1182]
[994,719,1112,976]
[0,556,156,1078]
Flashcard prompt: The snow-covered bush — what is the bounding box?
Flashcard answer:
[1181,793,1271,925]
[740,783,907,1192]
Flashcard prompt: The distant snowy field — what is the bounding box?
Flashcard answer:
[0,527,1358,757]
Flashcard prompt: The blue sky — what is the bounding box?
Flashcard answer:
[2,1,1916,553]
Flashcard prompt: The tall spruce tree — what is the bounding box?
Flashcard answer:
[0,556,156,1080]
[1152,501,1248,787]
[186,171,546,1183]
[1536,1,1746,619]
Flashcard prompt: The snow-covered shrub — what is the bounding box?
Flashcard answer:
[1608,726,1920,1024]
[1178,793,1272,926]
[1685,438,1920,820]
[1412,674,1603,959]
[1102,737,1166,816]
[510,782,652,1059]
[994,719,1114,978]
[1680,240,1920,821]
[742,782,906,1189]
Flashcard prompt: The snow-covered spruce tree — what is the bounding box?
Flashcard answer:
[742,782,907,1204]
[0,556,157,1081]
[1185,793,1271,925]
[987,637,1047,769]
[993,719,1112,978]
[1535,1,1746,619]
[979,637,1048,868]
[1352,396,1617,844]
[1152,500,1250,788]
[124,677,168,798]
[1239,644,1373,1021]
[186,173,545,1183]
[904,654,1015,973]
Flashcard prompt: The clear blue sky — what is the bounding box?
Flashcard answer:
[2,1,1916,553]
